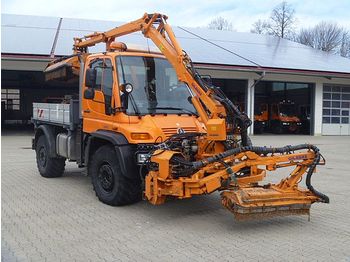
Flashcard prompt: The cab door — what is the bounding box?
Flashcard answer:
[83,57,115,132]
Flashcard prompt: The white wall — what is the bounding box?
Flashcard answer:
[314,81,323,135]
[197,68,350,135]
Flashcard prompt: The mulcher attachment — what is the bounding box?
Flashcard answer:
[190,143,329,221]
[146,142,329,221]
[221,186,318,221]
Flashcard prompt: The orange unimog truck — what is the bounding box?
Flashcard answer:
[32,13,328,221]
[270,100,302,134]
[254,103,268,133]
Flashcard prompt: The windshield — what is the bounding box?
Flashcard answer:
[280,104,297,117]
[117,56,196,115]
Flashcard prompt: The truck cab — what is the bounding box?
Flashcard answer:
[269,100,302,134]
[82,51,202,142]
[254,103,268,133]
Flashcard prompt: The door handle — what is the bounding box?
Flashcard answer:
[84,109,91,113]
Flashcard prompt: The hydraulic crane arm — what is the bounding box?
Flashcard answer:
[73,13,229,140]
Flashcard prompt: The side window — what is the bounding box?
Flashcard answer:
[102,59,113,115]
[90,59,104,90]
[89,58,114,115]
[102,60,113,99]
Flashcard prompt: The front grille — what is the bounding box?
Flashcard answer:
[161,127,198,138]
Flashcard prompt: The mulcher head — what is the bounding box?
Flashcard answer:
[221,186,319,221]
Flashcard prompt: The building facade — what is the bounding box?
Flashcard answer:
[2,14,350,135]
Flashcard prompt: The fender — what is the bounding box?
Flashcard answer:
[86,130,138,180]
[33,125,58,158]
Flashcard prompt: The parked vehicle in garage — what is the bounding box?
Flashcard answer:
[270,100,302,134]
[31,13,328,221]
[254,103,268,133]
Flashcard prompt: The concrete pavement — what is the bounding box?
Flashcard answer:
[2,133,350,261]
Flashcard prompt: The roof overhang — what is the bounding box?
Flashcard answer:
[194,63,350,80]
[2,53,350,80]
[1,53,52,71]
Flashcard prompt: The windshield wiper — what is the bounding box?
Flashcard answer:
[148,107,198,116]
[129,93,141,115]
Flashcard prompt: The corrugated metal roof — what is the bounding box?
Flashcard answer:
[1,14,60,55]
[2,13,350,74]
[180,27,350,73]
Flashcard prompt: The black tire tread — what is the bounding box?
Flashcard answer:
[89,145,141,206]
[36,135,65,178]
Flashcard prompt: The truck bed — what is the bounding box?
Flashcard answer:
[32,100,79,129]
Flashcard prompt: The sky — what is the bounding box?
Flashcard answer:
[2,0,350,32]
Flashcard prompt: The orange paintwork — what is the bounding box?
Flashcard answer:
[270,103,300,122]
[146,149,320,208]
[254,104,268,122]
[271,114,301,122]
[80,52,207,144]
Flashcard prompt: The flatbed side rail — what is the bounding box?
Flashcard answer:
[32,100,79,130]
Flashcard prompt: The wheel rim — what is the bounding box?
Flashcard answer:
[38,146,47,167]
[98,163,114,193]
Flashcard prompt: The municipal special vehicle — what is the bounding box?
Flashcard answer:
[32,13,329,221]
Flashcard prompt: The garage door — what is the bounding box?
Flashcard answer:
[322,84,350,135]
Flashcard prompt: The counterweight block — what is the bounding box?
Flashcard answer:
[221,186,318,221]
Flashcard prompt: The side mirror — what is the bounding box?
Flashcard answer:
[85,68,96,88]
[119,83,133,110]
[187,96,193,104]
[84,88,95,100]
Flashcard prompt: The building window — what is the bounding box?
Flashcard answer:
[1,89,20,111]
[323,85,350,125]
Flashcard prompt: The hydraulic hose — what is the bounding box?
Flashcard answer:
[212,95,252,147]
[304,146,330,203]
[190,63,252,146]
[174,144,329,203]
[186,63,328,202]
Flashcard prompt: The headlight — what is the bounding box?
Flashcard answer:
[125,83,133,93]
[297,122,302,125]
[282,122,290,126]
[137,153,150,164]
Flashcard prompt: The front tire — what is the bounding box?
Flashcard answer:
[89,145,141,206]
[36,135,65,178]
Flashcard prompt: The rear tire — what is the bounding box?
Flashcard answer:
[36,135,65,178]
[89,144,142,206]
